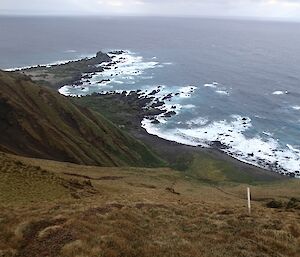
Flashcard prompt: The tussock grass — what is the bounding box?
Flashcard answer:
[0,154,299,257]
[0,153,69,205]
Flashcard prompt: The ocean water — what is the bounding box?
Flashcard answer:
[1,16,300,176]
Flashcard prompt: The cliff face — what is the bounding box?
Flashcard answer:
[0,71,164,167]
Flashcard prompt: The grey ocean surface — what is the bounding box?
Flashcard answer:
[0,16,299,175]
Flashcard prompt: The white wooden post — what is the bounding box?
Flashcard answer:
[247,187,251,215]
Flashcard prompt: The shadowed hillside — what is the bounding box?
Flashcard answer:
[0,71,164,167]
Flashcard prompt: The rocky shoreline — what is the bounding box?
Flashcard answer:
[10,50,296,179]
[73,89,289,180]
[14,51,112,89]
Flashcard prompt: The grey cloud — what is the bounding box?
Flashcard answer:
[0,0,300,19]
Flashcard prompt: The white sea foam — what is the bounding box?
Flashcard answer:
[292,105,300,110]
[112,80,124,84]
[93,51,160,84]
[140,76,154,79]
[287,144,300,153]
[58,86,70,96]
[204,82,230,96]
[142,119,198,146]
[186,117,209,127]
[142,115,300,177]
[204,83,218,88]
[215,90,229,95]
[182,104,196,109]
[60,50,162,96]
[179,86,197,98]
[272,90,288,95]
[262,131,273,137]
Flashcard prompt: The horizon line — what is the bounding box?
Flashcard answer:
[0,13,300,23]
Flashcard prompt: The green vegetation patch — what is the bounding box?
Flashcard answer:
[173,152,283,185]
[0,154,69,205]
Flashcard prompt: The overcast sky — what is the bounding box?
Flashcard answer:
[1,0,300,20]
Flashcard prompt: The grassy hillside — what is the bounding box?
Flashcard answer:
[0,71,164,167]
[0,153,299,257]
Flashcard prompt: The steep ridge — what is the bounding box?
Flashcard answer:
[0,71,164,167]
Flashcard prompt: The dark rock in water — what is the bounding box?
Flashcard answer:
[148,89,159,96]
[74,81,83,86]
[163,111,176,118]
[151,119,160,125]
[82,74,92,79]
[288,172,296,178]
[210,141,228,149]
[162,93,173,101]
[147,109,166,116]
[97,79,111,84]
[95,51,112,62]
[151,101,165,108]
[108,50,126,55]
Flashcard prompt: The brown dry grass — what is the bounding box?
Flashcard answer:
[0,153,299,257]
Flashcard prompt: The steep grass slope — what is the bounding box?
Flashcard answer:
[0,153,299,257]
[0,71,163,167]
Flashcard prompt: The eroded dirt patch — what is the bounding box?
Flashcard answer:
[16,218,76,257]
